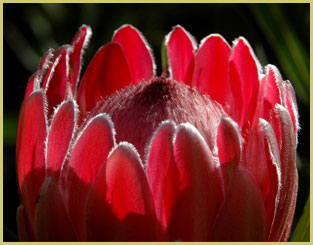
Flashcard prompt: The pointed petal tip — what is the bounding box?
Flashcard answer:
[231,36,263,76]
[199,33,230,50]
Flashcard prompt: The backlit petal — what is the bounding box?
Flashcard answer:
[192,34,231,106]
[229,37,260,130]
[68,25,92,94]
[66,113,115,240]
[46,100,77,180]
[146,121,179,240]
[86,143,156,241]
[113,24,155,83]
[166,25,196,84]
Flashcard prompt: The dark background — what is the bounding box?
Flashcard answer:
[3,3,310,241]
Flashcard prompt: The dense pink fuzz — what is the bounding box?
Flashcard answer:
[16,25,299,242]
[89,77,226,157]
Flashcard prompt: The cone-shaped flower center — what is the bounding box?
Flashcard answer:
[88,77,227,157]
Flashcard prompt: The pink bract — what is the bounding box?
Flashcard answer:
[16,24,299,241]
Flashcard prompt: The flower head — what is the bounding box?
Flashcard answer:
[16,25,299,241]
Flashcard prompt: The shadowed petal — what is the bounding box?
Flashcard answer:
[169,124,224,241]
[35,177,76,241]
[17,205,31,241]
[77,42,132,115]
[16,90,47,230]
[146,121,179,240]
[211,167,266,241]
[66,113,115,240]
[86,143,156,241]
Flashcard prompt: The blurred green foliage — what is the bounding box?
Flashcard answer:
[291,196,310,241]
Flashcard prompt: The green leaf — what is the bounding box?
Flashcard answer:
[161,37,169,74]
[291,196,310,241]
[250,4,309,105]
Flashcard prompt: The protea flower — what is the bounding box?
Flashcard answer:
[16,24,299,242]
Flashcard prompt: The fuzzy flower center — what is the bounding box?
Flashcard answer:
[88,77,227,158]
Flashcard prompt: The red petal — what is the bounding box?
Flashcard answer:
[17,205,31,241]
[24,48,54,101]
[113,25,155,83]
[146,121,179,240]
[211,167,266,241]
[264,65,283,108]
[284,81,299,141]
[46,100,77,180]
[217,117,242,165]
[35,177,76,241]
[24,71,41,101]
[68,25,92,94]
[166,25,196,84]
[42,46,70,115]
[66,113,115,240]
[170,124,224,241]
[260,66,284,149]
[85,163,111,241]
[39,48,54,70]
[192,34,231,106]
[229,38,260,130]
[16,90,47,230]
[268,105,298,241]
[259,119,281,239]
[77,42,132,115]
[86,143,156,241]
